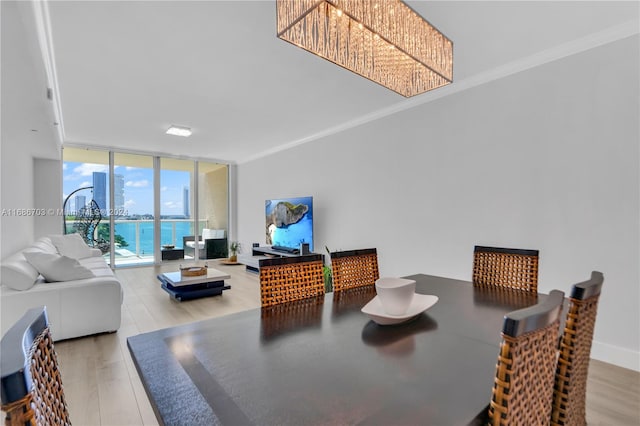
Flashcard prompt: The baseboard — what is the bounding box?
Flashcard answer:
[590,340,640,372]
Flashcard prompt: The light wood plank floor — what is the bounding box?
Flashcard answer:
[44,263,640,425]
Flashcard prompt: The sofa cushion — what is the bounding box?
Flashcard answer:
[186,241,205,249]
[0,252,39,291]
[78,257,115,278]
[31,237,59,254]
[23,251,94,282]
[49,233,94,259]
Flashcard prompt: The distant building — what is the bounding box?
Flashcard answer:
[114,174,124,214]
[183,187,190,218]
[75,195,86,213]
[92,172,107,215]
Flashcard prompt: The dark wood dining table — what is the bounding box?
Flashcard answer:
[128,274,543,425]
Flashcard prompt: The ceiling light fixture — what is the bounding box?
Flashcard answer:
[166,125,192,137]
[276,0,453,97]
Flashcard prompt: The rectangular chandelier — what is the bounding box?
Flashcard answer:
[276,0,453,97]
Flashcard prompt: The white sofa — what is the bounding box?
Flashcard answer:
[0,236,122,341]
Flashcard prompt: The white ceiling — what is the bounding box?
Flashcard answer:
[7,1,640,164]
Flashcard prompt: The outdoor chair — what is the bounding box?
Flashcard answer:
[183,228,228,259]
[473,245,539,293]
[330,248,379,292]
[1,306,71,426]
[551,271,604,426]
[259,254,324,307]
[486,290,565,425]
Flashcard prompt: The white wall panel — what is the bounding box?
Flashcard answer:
[238,36,640,370]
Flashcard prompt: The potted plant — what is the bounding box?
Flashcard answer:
[229,241,241,262]
[323,246,333,293]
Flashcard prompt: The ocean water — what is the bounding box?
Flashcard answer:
[114,221,194,254]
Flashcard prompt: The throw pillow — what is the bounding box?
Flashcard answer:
[202,228,215,240]
[49,233,93,259]
[23,251,94,282]
[0,253,40,291]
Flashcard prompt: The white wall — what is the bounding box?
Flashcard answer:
[1,1,61,259]
[238,36,640,370]
[0,142,36,258]
[34,158,63,238]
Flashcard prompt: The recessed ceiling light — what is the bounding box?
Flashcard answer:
[166,125,192,137]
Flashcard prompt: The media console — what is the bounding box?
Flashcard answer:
[239,246,318,273]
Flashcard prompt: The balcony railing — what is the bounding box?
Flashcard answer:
[65,218,207,263]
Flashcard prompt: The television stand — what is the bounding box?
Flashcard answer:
[239,246,317,273]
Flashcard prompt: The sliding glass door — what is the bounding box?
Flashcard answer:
[62,147,110,254]
[197,161,229,259]
[63,147,229,267]
[112,153,155,266]
[159,158,195,261]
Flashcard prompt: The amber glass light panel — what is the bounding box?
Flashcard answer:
[276,0,453,97]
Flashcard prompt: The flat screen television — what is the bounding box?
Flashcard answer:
[265,196,313,252]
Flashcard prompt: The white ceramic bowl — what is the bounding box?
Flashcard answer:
[375,277,416,316]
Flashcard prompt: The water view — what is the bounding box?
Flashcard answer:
[66,219,202,258]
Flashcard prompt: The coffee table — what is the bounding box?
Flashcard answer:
[157,268,231,301]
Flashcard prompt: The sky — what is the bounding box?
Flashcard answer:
[62,162,190,216]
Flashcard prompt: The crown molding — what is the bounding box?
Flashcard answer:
[239,19,639,165]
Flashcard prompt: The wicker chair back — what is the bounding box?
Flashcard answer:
[259,254,325,307]
[473,245,539,293]
[330,248,380,292]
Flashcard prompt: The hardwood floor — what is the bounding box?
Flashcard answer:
[56,261,261,426]
[45,263,640,425]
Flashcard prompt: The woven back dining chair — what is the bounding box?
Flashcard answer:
[259,254,325,307]
[330,248,380,292]
[551,271,604,426]
[1,306,71,426]
[473,245,539,293]
[487,290,564,426]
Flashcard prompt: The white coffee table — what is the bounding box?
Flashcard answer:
[157,268,231,301]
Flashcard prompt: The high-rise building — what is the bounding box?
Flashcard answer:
[92,172,107,215]
[75,195,86,213]
[114,174,124,214]
[183,187,190,218]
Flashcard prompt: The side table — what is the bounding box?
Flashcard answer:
[161,248,184,261]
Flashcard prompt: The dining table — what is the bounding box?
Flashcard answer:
[127,274,544,425]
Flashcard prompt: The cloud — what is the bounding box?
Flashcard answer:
[164,201,182,209]
[124,200,136,208]
[72,163,108,177]
[125,180,149,188]
[62,164,67,170]
[79,181,91,188]
[125,166,138,171]
[161,186,168,192]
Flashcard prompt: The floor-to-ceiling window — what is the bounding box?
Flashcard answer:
[160,158,196,260]
[198,161,228,238]
[62,147,111,253]
[196,161,229,260]
[113,152,155,266]
[63,147,229,267]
